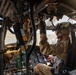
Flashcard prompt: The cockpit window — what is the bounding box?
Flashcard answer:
[36,30,57,46]
[0,17,3,20]
[5,30,17,45]
[5,15,76,45]
[45,15,76,27]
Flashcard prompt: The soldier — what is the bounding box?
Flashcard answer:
[33,22,70,75]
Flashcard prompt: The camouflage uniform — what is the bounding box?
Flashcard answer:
[33,22,70,75]
[39,35,69,61]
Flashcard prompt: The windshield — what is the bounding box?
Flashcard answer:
[36,30,57,46]
[5,30,17,45]
[45,15,76,27]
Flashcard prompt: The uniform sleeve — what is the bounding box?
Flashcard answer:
[39,34,64,57]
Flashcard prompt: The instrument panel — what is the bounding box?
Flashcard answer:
[4,46,47,75]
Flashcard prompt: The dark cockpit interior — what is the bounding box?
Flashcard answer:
[0,0,76,75]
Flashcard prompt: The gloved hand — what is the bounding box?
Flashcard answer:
[47,55,54,62]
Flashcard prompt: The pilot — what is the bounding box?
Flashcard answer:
[33,22,70,75]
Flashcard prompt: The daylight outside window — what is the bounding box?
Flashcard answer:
[5,15,76,45]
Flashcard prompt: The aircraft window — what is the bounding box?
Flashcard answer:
[0,25,2,28]
[45,15,76,27]
[0,17,3,20]
[5,30,17,45]
[36,30,57,46]
[5,29,57,46]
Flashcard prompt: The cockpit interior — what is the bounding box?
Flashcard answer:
[0,0,76,75]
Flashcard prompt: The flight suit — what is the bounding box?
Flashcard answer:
[39,34,69,61]
[34,36,69,75]
[33,22,70,75]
